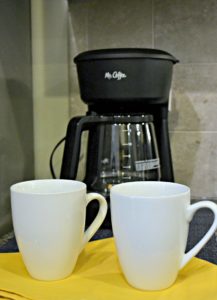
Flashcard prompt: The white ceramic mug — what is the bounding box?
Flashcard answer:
[10,179,107,281]
[110,181,217,291]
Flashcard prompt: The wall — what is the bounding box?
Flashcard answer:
[31,0,70,179]
[69,0,217,199]
[0,0,34,236]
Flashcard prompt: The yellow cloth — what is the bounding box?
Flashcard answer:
[0,238,217,300]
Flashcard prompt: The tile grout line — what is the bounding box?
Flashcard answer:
[152,0,155,48]
[169,131,217,133]
[177,62,217,65]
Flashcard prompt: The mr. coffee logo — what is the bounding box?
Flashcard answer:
[104,71,127,80]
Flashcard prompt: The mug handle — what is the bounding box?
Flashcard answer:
[80,193,108,251]
[180,201,217,269]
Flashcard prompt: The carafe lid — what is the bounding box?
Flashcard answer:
[74,48,179,63]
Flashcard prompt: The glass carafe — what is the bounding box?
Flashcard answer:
[91,115,161,197]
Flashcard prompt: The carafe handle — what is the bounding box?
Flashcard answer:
[60,116,91,179]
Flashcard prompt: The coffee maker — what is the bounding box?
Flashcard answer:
[60,48,178,228]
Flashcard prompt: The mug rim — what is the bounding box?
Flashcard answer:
[111,181,190,199]
[10,179,86,195]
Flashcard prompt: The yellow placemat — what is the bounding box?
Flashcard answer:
[0,237,217,300]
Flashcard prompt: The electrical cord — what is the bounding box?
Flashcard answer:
[49,137,66,179]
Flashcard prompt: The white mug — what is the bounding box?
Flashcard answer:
[110,181,217,291]
[10,179,107,281]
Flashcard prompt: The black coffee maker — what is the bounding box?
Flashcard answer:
[60,48,178,228]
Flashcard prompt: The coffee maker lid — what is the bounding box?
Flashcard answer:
[74,48,179,63]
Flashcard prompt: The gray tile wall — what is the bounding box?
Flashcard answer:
[69,0,217,199]
[0,0,34,236]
